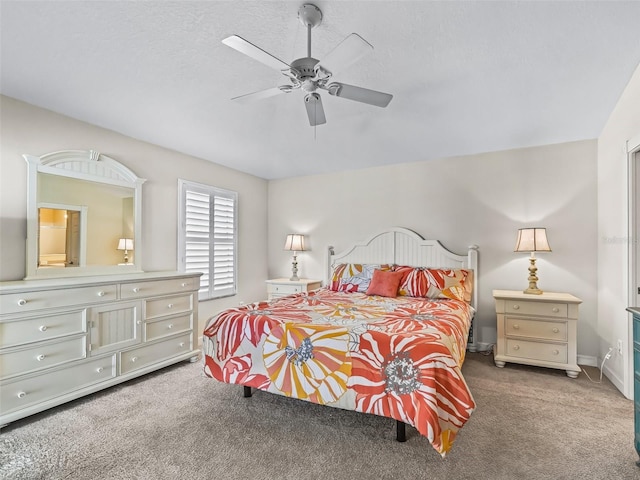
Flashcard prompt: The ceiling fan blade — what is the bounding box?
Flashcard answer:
[304,93,326,126]
[231,86,291,104]
[326,82,393,108]
[222,35,290,71]
[315,33,373,79]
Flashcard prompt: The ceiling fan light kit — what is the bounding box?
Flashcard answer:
[223,3,393,127]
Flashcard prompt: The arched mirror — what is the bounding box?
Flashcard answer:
[24,150,146,279]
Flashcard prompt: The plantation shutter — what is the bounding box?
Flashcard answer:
[180,180,237,300]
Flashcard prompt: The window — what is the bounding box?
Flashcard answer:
[178,179,238,300]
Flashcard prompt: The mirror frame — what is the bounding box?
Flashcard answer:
[24,149,146,279]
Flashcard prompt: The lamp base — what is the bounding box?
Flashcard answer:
[523,287,543,295]
[290,274,300,281]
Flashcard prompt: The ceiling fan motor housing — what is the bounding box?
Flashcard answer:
[290,57,320,79]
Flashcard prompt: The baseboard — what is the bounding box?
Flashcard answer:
[578,354,597,367]
[602,362,626,396]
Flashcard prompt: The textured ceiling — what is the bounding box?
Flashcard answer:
[2,1,640,180]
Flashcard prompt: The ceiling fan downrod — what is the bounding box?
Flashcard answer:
[298,4,322,59]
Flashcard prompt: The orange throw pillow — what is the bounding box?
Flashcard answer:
[366,269,404,297]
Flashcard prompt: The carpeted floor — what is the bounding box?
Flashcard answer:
[0,352,637,480]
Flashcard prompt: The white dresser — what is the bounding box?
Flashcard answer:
[265,278,322,301]
[0,271,201,428]
[493,289,581,378]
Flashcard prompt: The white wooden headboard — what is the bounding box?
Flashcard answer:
[327,227,479,350]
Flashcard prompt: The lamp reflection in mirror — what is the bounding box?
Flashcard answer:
[284,234,306,281]
[117,238,134,264]
[514,228,551,295]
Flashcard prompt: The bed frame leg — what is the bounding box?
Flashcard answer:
[396,421,407,442]
[243,386,252,398]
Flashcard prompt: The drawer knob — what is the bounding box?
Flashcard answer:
[36,354,46,361]
[96,367,103,373]
[552,349,559,355]
[552,328,559,333]
[168,324,174,329]
[17,391,27,399]
[552,307,560,313]
[39,325,48,332]
[513,324,520,330]
[179,342,185,347]
[181,282,187,287]
[132,287,140,293]
[167,303,174,309]
[513,345,520,351]
[131,356,138,363]
[17,298,27,306]
[512,304,520,310]
[137,320,142,325]
[97,291,106,297]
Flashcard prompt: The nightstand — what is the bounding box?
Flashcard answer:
[493,289,581,378]
[266,278,322,301]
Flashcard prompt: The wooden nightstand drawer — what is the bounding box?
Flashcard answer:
[505,300,567,318]
[505,338,568,364]
[268,284,302,296]
[265,279,322,301]
[505,317,567,341]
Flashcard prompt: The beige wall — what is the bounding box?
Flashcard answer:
[0,95,268,330]
[268,140,599,361]
[598,62,640,398]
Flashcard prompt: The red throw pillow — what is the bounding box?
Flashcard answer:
[366,269,404,297]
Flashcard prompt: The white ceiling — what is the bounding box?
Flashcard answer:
[2,1,640,180]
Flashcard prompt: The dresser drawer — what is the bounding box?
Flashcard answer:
[0,355,116,415]
[505,317,567,341]
[1,336,87,379]
[144,294,193,319]
[505,300,567,318]
[120,278,197,300]
[268,284,302,296]
[0,285,117,315]
[0,310,86,348]
[145,314,192,341]
[505,338,568,364]
[120,333,192,375]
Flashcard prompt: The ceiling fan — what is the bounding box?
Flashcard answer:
[222,3,393,126]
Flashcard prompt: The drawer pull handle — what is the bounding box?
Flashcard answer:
[552,349,559,355]
[552,328,559,333]
[36,354,46,361]
[97,291,106,297]
[17,298,27,306]
[513,324,520,330]
[513,345,520,351]
[132,287,140,293]
[167,303,174,309]
[96,367,103,373]
[131,356,138,363]
[512,304,520,310]
[39,325,47,332]
[17,391,27,399]
[552,307,560,313]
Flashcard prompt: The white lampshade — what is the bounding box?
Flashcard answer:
[117,238,134,251]
[514,228,551,253]
[284,234,305,252]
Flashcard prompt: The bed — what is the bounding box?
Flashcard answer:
[203,227,478,457]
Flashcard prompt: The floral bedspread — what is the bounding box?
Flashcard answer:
[202,288,476,456]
